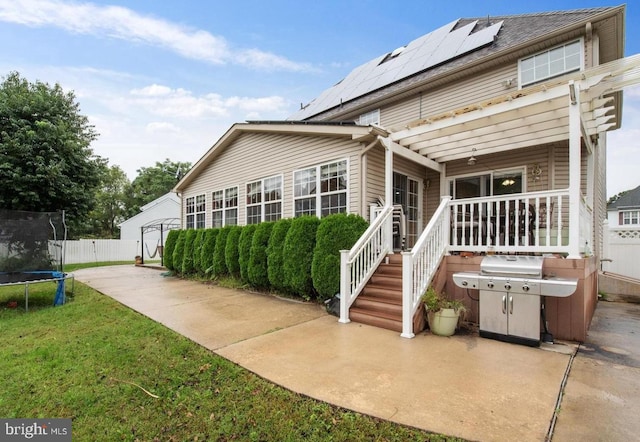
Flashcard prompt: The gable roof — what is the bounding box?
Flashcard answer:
[119,192,180,228]
[173,122,387,192]
[289,6,625,122]
[140,192,180,211]
[608,185,640,210]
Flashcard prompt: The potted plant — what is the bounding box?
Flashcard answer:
[421,286,466,336]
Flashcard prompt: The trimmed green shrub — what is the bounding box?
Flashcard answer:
[192,229,205,274]
[182,229,198,274]
[224,225,242,276]
[200,228,219,276]
[163,229,179,271]
[248,221,275,289]
[172,230,187,274]
[267,218,292,292]
[312,213,369,301]
[238,224,257,283]
[283,216,321,299]
[212,226,232,276]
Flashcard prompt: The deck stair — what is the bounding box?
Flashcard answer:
[349,254,405,332]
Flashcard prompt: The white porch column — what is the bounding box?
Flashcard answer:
[384,138,394,252]
[568,81,582,258]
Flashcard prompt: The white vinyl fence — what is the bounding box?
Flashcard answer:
[52,239,140,265]
[602,224,640,280]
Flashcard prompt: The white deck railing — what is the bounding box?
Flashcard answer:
[400,196,451,338]
[449,189,574,254]
[339,205,394,324]
[340,189,594,337]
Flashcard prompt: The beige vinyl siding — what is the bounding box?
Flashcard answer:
[181,132,363,226]
[363,146,428,226]
[364,146,386,219]
[381,64,518,130]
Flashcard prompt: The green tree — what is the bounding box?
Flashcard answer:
[192,229,205,274]
[312,214,368,301]
[88,165,130,238]
[126,159,191,217]
[212,226,231,276]
[238,224,257,283]
[0,71,104,236]
[225,226,242,276]
[267,218,292,293]
[172,230,187,275]
[163,229,180,271]
[283,216,320,299]
[182,229,197,274]
[200,229,219,276]
[248,222,275,289]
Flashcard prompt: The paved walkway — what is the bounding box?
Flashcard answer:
[73,265,639,441]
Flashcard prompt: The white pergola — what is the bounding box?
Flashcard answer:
[377,54,640,258]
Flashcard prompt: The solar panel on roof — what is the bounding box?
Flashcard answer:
[290,19,503,120]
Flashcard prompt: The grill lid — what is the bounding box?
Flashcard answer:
[480,255,544,279]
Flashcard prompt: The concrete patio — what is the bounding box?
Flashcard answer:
[73,265,640,441]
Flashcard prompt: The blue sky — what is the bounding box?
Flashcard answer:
[0,0,638,198]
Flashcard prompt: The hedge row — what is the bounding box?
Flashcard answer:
[164,214,368,302]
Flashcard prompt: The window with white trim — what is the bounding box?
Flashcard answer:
[211,186,238,227]
[448,169,524,199]
[359,109,380,126]
[294,160,348,218]
[246,175,282,224]
[186,196,195,229]
[622,210,640,225]
[195,194,206,228]
[519,40,582,87]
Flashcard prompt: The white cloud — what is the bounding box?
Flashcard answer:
[607,85,640,197]
[146,122,181,133]
[0,0,312,72]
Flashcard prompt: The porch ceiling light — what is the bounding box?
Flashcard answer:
[467,148,477,166]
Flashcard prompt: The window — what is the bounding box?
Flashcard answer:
[294,160,348,218]
[186,194,206,229]
[246,175,282,224]
[622,210,640,226]
[211,186,238,227]
[519,40,582,87]
[186,196,195,229]
[195,194,206,228]
[449,169,524,199]
[359,109,380,126]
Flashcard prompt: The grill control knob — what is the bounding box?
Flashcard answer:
[522,285,530,292]
[504,282,512,291]
[487,281,494,289]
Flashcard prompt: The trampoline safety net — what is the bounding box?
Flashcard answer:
[0,209,66,273]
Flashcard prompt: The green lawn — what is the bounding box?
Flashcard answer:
[0,281,463,441]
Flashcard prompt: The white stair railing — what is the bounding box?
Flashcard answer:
[401,196,451,338]
[339,205,394,324]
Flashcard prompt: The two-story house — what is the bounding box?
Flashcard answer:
[175,6,640,342]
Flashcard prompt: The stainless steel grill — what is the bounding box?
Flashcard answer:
[453,255,578,346]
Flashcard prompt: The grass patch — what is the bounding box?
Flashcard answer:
[0,282,462,441]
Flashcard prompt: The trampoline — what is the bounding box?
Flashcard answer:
[0,209,72,311]
[0,270,74,311]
